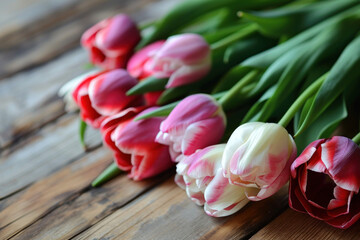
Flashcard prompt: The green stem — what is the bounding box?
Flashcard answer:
[278,73,328,128]
[218,70,258,111]
[352,132,360,145]
[91,162,122,187]
[79,119,87,150]
[210,23,258,51]
[139,19,157,30]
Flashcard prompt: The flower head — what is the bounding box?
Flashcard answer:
[101,107,173,180]
[72,69,143,128]
[222,122,297,201]
[156,94,226,161]
[176,144,249,217]
[127,34,211,88]
[81,14,141,69]
[289,136,360,229]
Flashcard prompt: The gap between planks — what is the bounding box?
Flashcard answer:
[70,179,289,240]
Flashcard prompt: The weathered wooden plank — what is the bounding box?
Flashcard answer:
[72,180,289,240]
[0,48,88,149]
[0,0,180,79]
[0,147,112,239]
[250,209,360,240]
[10,172,172,240]
[0,0,180,149]
[0,113,101,199]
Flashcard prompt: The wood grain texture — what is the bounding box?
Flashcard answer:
[0,0,180,79]
[0,113,101,199]
[10,172,172,240]
[0,0,180,150]
[73,179,289,240]
[250,209,360,240]
[0,48,88,149]
[0,147,113,239]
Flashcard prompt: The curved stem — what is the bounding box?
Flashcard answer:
[278,72,328,128]
[218,70,258,111]
[91,162,122,187]
[352,132,360,145]
[210,23,258,51]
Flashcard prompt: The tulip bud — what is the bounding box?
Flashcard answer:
[58,70,99,112]
[176,144,249,217]
[81,14,141,70]
[289,136,360,229]
[127,34,211,88]
[72,69,143,128]
[101,107,174,181]
[127,40,165,79]
[222,122,297,201]
[156,94,226,161]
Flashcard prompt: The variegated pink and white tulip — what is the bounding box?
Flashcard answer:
[156,94,226,162]
[127,40,165,80]
[289,136,360,229]
[72,69,143,128]
[81,14,141,69]
[58,69,100,112]
[176,144,249,217]
[101,107,174,180]
[127,33,211,88]
[222,122,297,201]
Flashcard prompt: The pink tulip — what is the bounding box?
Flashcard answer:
[72,69,143,128]
[127,34,211,88]
[176,144,249,217]
[127,40,165,80]
[289,136,360,229]
[81,14,141,69]
[101,107,174,180]
[156,94,226,162]
[222,122,297,201]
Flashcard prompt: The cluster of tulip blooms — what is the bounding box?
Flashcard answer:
[59,0,360,229]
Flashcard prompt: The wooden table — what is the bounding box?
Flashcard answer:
[0,0,359,239]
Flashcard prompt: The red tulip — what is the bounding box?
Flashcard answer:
[81,14,141,69]
[101,107,173,180]
[72,69,143,128]
[127,33,211,88]
[289,136,360,229]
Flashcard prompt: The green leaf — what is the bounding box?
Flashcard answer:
[241,85,277,123]
[156,84,196,105]
[249,19,360,123]
[243,0,358,38]
[138,0,293,48]
[135,101,179,120]
[91,162,122,187]
[295,33,360,137]
[295,96,347,153]
[223,33,276,65]
[126,77,168,96]
[179,8,235,35]
[203,23,246,44]
[79,119,87,149]
[241,4,360,70]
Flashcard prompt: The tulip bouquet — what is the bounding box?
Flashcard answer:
[59,0,360,229]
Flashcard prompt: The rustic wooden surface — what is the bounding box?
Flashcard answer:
[0,0,359,239]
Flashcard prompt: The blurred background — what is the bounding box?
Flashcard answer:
[0,0,180,151]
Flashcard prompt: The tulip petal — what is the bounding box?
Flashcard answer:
[166,60,211,88]
[127,41,165,79]
[88,69,141,116]
[325,193,360,229]
[182,117,225,156]
[204,169,249,217]
[321,136,360,193]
